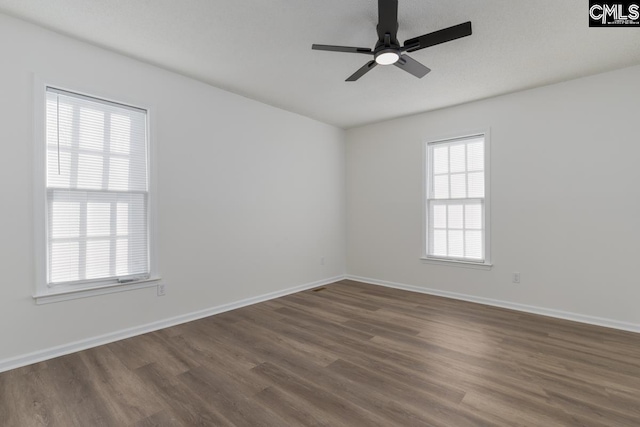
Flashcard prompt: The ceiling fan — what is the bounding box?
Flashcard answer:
[312,0,472,81]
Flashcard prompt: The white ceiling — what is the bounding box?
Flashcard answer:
[1,0,639,129]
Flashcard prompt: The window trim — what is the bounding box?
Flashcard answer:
[33,75,160,304]
[421,128,492,268]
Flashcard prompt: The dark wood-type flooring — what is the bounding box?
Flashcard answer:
[2,279,640,426]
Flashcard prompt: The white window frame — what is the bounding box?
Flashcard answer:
[422,129,492,270]
[33,75,160,304]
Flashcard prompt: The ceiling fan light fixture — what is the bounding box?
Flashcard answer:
[375,50,400,65]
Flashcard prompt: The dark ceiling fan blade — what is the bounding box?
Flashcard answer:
[346,60,378,82]
[403,21,472,52]
[312,44,373,55]
[377,0,399,40]
[394,54,431,78]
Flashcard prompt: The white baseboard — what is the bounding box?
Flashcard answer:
[346,275,640,334]
[0,275,346,374]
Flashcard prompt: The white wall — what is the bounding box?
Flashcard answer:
[0,13,346,364]
[347,64,640,328]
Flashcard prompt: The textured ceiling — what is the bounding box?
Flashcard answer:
[1,0,639,128]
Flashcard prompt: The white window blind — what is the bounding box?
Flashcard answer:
[426,135,486,262]
[45,88,149,287]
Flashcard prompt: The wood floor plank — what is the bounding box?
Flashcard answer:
[324,358,485,427]
[1,279,639,426]
[134,362,233,427]
[253,386,336,427]
[0,369,60,427]
[77,346,165,425]
[251,361,390,427]
[178,365,288,427]
[133,410,183,427]
[45,353,120,426]
[222,320,443,426]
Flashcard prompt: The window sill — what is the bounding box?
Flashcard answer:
[420,257,492,270]
[33,277,162,305]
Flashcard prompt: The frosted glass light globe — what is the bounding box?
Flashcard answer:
[375,51,400,65]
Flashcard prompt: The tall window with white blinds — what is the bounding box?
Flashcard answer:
[45,88,149,287]
[426,134,488,263]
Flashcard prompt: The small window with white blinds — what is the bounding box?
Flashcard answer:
[425,134,489,263]
[45,88,149,288]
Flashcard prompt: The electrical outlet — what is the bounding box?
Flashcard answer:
[157,283,166,296]
[512,273,521,284]
[321,257,325,265]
